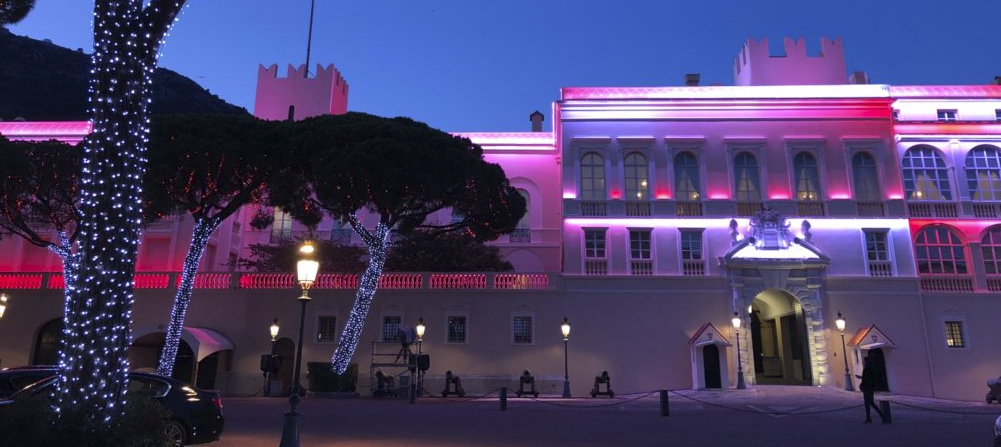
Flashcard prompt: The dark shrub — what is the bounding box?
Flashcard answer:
[0,393,171,447]
[306,362,358,393]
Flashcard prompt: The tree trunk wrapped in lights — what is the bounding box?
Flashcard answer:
[269,113,526,374]
[59,0,187,425]
[145,114,286,376]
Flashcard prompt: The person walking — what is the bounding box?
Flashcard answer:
[856,356,886,424]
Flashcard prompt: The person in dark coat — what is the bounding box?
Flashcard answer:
[855,356,886,424]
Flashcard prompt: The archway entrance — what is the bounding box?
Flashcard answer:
[749,289,812,385]
[702,345,722,389]
[32,319,63,365]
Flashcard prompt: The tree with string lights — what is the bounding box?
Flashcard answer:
[144,114,292,376]
[58,0,189,426]
[0,136,83,291]
[270,112,525,373]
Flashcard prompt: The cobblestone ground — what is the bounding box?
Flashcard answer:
[206,386,999,447]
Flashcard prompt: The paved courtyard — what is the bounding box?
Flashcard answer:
[207,386,999,447]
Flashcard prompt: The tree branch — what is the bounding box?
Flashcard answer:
[142,0,188,50]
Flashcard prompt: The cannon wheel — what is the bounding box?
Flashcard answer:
[608,391,615,398]
[988,393,995,404]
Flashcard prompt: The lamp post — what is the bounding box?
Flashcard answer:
[732,312,746,390]
[0,293,7,320]
[561,316,571,398]
[415,317,425,396]
[264,318,280,397]
[836,311,854,391]
[278,242,319,447]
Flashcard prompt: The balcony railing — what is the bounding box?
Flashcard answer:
[908,202,958,218]
[972,203,1000,219]
[682,259,705,276]
[675,201,703,217]
[988,277,1001,293]
[580,201,608,217]
[584,259,608,276]
[796,202,825,217]
[736,202,763,217]
[856,202,885,217]
[624,201,651,217]
[630,260,653,276]
[509,228,532,243]
[919,275,974,293]
[867,261,893,277]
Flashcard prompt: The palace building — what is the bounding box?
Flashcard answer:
[0,37,999,400]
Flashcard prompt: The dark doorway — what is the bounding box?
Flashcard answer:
[867,348,890,392]
[32,319,63,365]
[129,333,195,384]
[196,352,220,389]
[275,337,295,395]
[702,345,722,389]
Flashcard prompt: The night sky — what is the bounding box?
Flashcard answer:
[10,1,1001,132]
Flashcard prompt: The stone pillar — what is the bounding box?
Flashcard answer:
[800,288,830,386]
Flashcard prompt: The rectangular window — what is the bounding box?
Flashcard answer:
[995,109,1001,122]
[512,316,533,344]
[271,207,293,241]
[316,316,337,343]
[447,316,467,344]
[864,231,889,261]
[680,230,703,260]
[584,229,606,259]
[936,109,957,122]
[629,229,651,260]
[944,321,965,348]
[381,316,402,342]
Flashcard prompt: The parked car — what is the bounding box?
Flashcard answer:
[994,414,1000,447]
[0,370,224,447]
[0,365,59,398]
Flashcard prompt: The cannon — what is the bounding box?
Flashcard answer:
[442,370,465,398]
[516,370,538,398]
[591,370,614,398]
[987,376,1001,404]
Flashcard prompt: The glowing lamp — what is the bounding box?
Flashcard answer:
[0,293,6,320]
[270,317,280,341]
[297,242,319,291]
[835,311,846,334]
[416,317,426,342]
[747,304,753,314]
[731,312,741,330]
[561,316,571,340]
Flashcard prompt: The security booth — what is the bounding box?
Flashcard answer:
[689,323,731,390]
[847,325,895,393]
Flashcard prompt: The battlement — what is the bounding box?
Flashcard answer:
[733,37,847,86]
[253,63,349,121]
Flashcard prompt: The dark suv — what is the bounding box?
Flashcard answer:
[0,370,224,446]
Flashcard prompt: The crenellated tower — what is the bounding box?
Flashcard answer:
[253,63,349,121]
[733,37,847,86]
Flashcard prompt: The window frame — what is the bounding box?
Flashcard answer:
[672,150,703,201]
[579,152,607,200]
[315,314,338,344]
[679,228,705,262]
[936,109,957,122]
[628,228,652,261]
[902,145,953,201]
[914,225,968,275]
[964,145,1001,201]
[510,312,535,345]
[980,225,1001,275]
[943,320,967,349]
[791,150,823,202]
[445,313,469,345]
[732,150,763,202]
[623,151,651,201]
[849,150,883,202]
[380,314,404,343]
[583,228,608,260]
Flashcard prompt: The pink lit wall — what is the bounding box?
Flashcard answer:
[253,64,349,121]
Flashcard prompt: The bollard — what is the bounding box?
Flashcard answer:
[500,387,507,411]
[660,390,669,417]
[879,399,892,424]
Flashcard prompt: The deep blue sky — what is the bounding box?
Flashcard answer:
[9,1,1001,132]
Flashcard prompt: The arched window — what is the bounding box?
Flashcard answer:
[902,146,952,201]
[580,153,606,200]
[623,153,649,200]
[516,189,530,229]
[793,152,821,201]
[851,152,881,201]
[965,146,1001,201]
[981,225,1001,275]
[674,152,701,201]
[733,152,761,201]
[914,226,967,274]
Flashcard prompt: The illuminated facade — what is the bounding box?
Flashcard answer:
[0,38,999,401]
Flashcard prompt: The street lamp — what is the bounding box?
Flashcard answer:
[732,311,746,390]
[415,316,426,396]
[264,318,280,397]
[0,293,7,320]
[561,316,571,398]
[836,311,854,391]
[278,242,319,447]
